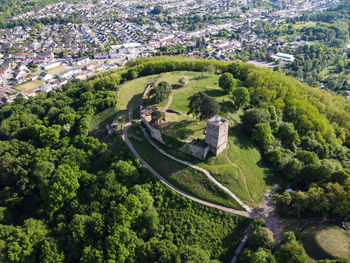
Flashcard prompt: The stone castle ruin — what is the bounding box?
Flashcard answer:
[189,116,229,159]
[205,115,229,156]
[139,82,228,160]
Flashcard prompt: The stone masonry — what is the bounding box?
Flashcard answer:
[205,115,229,156]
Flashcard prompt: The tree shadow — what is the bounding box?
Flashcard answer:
[97,110,119,130]
[127,93,144,113]
[229,124,255,150]
[220,100,237,114]
[171,84,183,90]
[204,89,227,98]
[172,119,196,129]
[143,97,156,107]
[193,75,210,81]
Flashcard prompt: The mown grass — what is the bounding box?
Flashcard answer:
[163,114,207,141]
[129,126,242,210]
[301,224,350,261]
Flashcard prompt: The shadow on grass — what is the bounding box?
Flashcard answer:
[172,119,196,129]
[97,111,119,130]
[229,124,255,150]
[193,75,210,81]
[171,84,183,90]
[220,100,237,114]
[204,89,227,98]
[301,225,337,261]
[127,93,143,115]
[143,97,156,107]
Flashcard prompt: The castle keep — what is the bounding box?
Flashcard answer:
[205,116,229,156]
[189,115,229,159]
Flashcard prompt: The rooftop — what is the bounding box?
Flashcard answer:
[207,115,228,126]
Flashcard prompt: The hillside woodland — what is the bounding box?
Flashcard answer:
[0,57,349,262]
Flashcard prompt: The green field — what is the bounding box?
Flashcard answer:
[301,224,350,261]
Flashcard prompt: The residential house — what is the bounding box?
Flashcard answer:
[38,72,53,81]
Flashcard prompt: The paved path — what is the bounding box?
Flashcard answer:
[123,123,250,218]
[141,126,252,213]
[162,95,173,112]
[230,227,253,263]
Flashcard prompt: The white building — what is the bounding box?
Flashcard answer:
[37,72,53,81]
[272,52,295,62]
[76,57,90,66]
[39,83,53,93]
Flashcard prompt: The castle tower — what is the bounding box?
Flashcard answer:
[205,116,229,156]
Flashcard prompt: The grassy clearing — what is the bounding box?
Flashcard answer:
[163,114,207,141]
[164,71,224,113]
[129,126,242,210]
[15,79,44,91]
[292,21,317,30]
[117,74,160,120]
[301,224,350,261]
[46,65,70,75]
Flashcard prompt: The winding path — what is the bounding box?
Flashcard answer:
[123,123,250,218]
[140,126,252,213]
[230,226,253,263]
[120,87,286,261]
[161,95,173,112]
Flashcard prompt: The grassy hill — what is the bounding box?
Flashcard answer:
[91,70,268,208]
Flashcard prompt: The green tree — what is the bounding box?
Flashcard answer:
[252,123,273,151]
[276,240,307,263]
[40,239,64,263]
[219,72,236,93]
[199,94,220,120]
[187,92,203,121]
[232,87,250,109]
[277,122,301,151]
[241,108,270,134]
[187,92,219,120]
[247,226,274,251]
[147,81,172,105]
[44,164,80,217]
[150,110,165,129]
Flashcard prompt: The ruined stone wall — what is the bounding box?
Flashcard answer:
[189,143,210,160]
[141,116,164,143]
